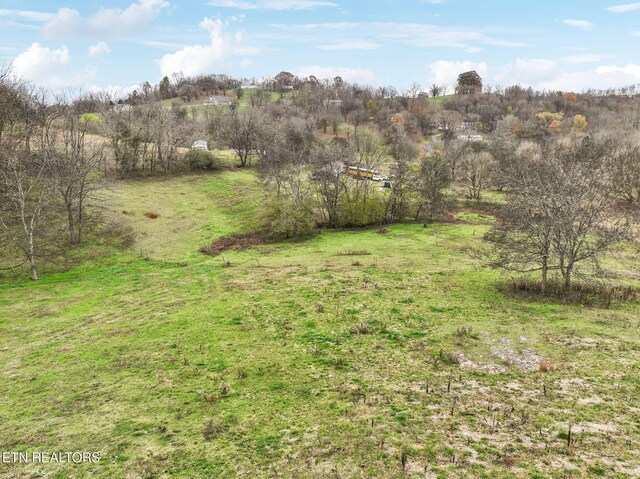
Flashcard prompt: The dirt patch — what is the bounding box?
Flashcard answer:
[455,336,545,374]
[200,230,275,256]
[453,352,507,374]
[572,422,618,434]
[489,337,544,372]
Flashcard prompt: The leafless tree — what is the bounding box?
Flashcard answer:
[217,107,264,167]
[485,138,633,291]
[415,152,451,222]
[49,99,107,244]
[609,140,640,204]
[0,147,54,280]
[310,142,349,227]
[457,150,494,200]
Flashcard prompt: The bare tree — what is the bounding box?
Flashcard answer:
[50,100,107,244]
[415,152,451,222]
[217,108,263,167]
[485,138,632,291]
[310,142,349,227]
[609,140,640,204]
[0,147,54,280]
[457,150,494,200]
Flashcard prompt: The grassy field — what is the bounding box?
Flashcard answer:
[2,171,640,478]
[427,95,454,105]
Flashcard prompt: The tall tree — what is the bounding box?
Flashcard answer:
[0,147,53,280]
[217,108,263,167]
[485,138,632,291]
[455,71,483,95]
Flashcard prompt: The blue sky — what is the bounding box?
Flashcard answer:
[2,0,640,95]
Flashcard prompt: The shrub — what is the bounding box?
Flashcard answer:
[262,195,315,239]
[350,322,371,335]
[202,418,226,440]
[337,192,386,227]
[184,149,222,171]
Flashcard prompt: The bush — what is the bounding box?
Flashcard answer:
[497,278,640,308]
[184,149,222,171]
[337,192,386,227]
[262,195,315,239]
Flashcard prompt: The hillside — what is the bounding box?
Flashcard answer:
[1,171,640,478]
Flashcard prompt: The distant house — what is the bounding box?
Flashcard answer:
[205,96,233,106]
[323,99,343,107]
[112,103,132,112]
[458,135,483,142]
[191,140,208,151]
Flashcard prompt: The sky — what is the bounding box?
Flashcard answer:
[2,0,640,96]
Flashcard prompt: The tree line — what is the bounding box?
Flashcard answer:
[2,66,640,290]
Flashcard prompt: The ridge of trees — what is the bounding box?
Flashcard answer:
[1,65,639,293]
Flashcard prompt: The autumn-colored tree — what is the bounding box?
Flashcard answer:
[390,113,405,126]
[572,114,588,131]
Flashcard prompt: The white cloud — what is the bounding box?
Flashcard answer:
[511,58,558,83]
[274,22,525,50]
[11,42,96,89]
[208,0,336,9]
[429,57,640,93]
[43,0,169,38]
[607,2,640,12]
[88,41,111,57]
[538,64,640,91]
[562,19,595,30]
[296,65,376,85]
[316,40,380,51]
[158,17,259,77]
[271,22,360,30]
[564,53,606,64]
[427,60,488,89]
[0,9,54,22]
[12,42,70,81]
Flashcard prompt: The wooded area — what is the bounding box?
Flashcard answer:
[2,68,639,292]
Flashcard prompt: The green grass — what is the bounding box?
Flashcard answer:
[427,94,454,104]
[110,170,260,260]
[2,171,640,478]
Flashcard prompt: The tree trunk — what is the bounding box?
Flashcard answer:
[28,233,38,281]
[563,261,573,291]
[66,201,77,244]
[541,255,548,294]
[77,197,84,244]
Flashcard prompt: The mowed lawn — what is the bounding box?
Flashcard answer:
[1,171,640,478]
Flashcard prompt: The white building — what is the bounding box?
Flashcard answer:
[205,96,233,106]
[191,140,208,151]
